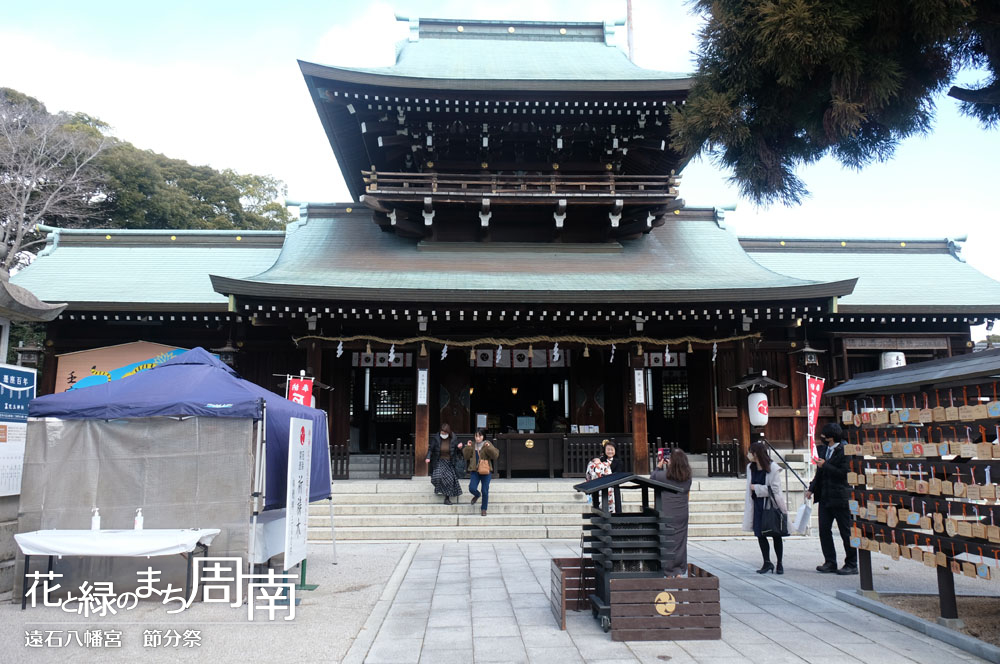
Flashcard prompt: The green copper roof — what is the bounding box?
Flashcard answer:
[742,237,1000,314]
[211,206,853,305]
[11,228,283,310]
[299,18,691,92]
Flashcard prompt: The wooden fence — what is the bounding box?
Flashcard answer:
[562,436,634,477]
[330,441,350,480]
[379,437,414,479]
[708,439,741,477]
[646,438,683,472]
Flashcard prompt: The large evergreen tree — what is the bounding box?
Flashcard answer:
[672,1,1000,205]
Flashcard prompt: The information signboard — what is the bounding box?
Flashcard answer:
[0,363,36,497]
[284,417,313,569]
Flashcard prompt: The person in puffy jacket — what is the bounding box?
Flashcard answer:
[462,429,499,516]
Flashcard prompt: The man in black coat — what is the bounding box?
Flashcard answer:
[807,422,858,575]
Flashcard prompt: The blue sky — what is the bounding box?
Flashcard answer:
[4,0,999,318]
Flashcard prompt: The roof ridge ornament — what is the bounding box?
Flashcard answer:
[394,15,419,42]
[946,237,966,263]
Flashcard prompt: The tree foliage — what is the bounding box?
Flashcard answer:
[0,88,292,269]
[672,1,1000,205]
[96,144,291,230]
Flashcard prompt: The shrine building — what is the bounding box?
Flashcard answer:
[13,18,1000,476]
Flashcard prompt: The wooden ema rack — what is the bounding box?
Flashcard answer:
[842,385,1000,621]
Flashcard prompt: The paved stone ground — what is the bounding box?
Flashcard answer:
[349,538,991,664]
[2,538,992,663]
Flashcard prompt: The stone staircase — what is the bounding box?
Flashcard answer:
[348,454,379,480]
[309,460,814,541]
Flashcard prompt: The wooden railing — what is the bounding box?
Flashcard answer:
[363,170,677,197]
[562,436,634,478]
[708,439,742,478]
[379,437,414,479]
[330,441,350,481]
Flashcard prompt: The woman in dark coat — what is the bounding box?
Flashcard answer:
[651,449,693,577]
[426,423,462,504]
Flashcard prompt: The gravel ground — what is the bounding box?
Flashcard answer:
[881,594,1000,647]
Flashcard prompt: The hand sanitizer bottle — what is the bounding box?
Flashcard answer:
[91,507,101,531]
[134,508,144,530]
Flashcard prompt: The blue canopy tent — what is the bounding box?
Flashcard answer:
[30,347,332,510]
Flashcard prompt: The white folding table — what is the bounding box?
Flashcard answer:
[15,528,221,610]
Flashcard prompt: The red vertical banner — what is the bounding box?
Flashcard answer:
[806,375,825,464]
[287,376,314,407]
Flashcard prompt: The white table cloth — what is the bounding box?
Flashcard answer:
[15,528,221,558]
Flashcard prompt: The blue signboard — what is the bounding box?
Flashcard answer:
[0,363,36,423]
[0,362,36,496]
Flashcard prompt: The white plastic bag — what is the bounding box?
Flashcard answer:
[792,502,812,535]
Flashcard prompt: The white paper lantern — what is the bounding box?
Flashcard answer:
[748,392,769,427]
[880,352,906,370]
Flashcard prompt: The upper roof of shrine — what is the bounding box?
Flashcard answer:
[298,17,692,92]
[301,17,695,203]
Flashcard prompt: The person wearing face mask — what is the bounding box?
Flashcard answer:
[426,423,462,505]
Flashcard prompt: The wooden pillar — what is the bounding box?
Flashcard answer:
[305,341,327,441]
[788,351,804,450]
[330,358,351,450]
[735,339,752,462]
[414,353,430,477]
[841,339,850,382]
[631,353,649,475]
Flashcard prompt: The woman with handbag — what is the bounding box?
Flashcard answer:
[742,441,788,574]
[462,429,499,516]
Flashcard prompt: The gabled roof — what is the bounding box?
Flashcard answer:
[0,275,66,322]
[826,347,1000,396]
[299,18,692,92]
[741,237,1000,314]
[10,227,283,311]
[573,472,684,494]
[211,206,854,305]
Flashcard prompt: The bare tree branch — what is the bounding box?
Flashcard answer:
[948,85,1000,105]
[0,92,107,273]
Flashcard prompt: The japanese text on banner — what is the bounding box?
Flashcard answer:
[806,375,825,463]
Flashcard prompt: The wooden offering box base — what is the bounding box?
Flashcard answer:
[607,564,721,641]
[550,557,596,630]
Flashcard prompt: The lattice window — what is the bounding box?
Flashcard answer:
[374,378,415,422]
[660,370,689,418]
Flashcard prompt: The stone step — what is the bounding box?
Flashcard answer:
[314,513,580,528]
[325,478,773,494]
[307,523,763,541]
[318,489,762,505]
[310,500,750,516]
[311,509,746,530]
